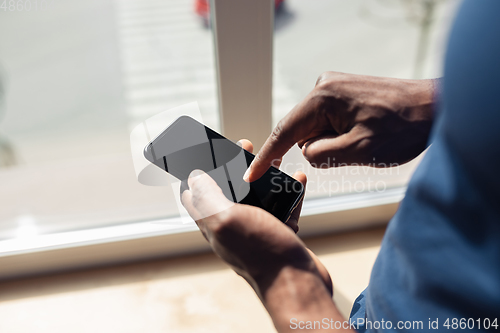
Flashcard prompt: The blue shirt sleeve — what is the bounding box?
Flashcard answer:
[352,1,500,331]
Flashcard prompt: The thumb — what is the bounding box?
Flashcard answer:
[186,170,234,219]
[302,125,367,167]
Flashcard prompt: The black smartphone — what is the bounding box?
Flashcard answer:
[143,115,304,223]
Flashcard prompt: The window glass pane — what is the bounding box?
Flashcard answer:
[0,0,218,239]
[273,0,459,198]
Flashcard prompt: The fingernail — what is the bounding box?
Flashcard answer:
[302,142,310,162]
[190,169,204,178]
[303,141,310,152]
[243,168,251,182]
[236,140,242,147]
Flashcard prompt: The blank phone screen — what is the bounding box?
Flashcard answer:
[144,116,304,222]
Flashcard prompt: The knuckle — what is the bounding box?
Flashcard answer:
[308,92,328,110]
[270,120,285,143]
[315,71,334,87]
[315,71,329,86]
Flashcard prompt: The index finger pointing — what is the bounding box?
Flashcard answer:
[244,99,317,182]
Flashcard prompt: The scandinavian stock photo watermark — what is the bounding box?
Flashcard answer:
[271,157,400,196]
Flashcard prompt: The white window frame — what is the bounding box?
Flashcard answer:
[0,0,404,280]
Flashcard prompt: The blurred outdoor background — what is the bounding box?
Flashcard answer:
[0,0,459,237]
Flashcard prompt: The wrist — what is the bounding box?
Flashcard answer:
[404,78,436,115]
[257,265,338,332]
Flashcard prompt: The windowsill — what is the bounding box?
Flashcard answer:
[0,227,385,332]
[0,187,405,281]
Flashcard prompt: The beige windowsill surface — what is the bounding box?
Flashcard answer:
[0,226,385,333]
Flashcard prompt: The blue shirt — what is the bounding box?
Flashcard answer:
[350,0,500,331]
